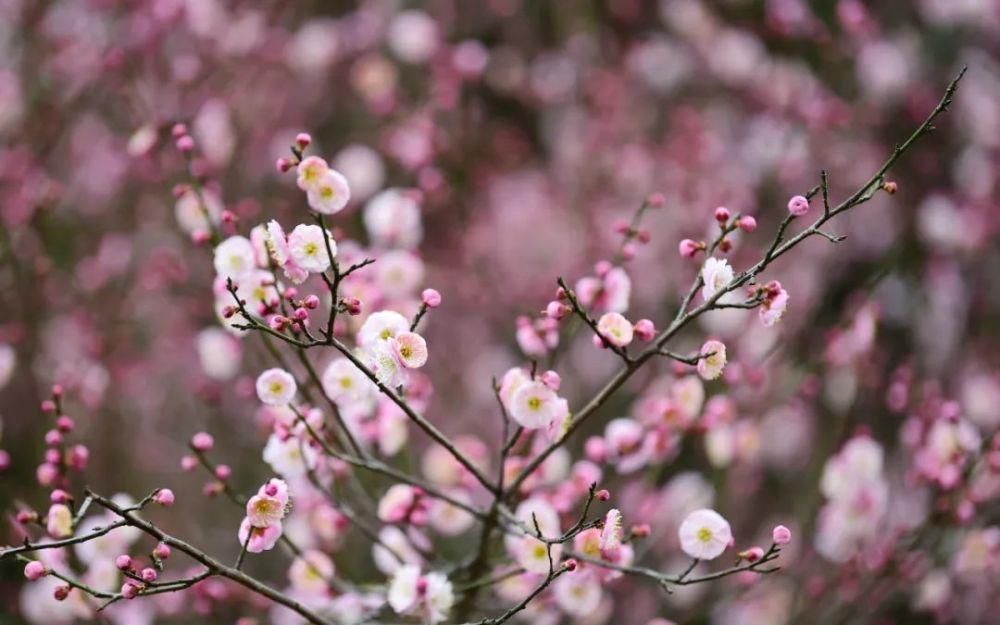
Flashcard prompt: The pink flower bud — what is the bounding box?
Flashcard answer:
[719,238,733,253]
[741,546,765,562]
[141,568,158,582]
[621,242,637,260]
[714,206,730,223]
[772,525,792,545]
[115,555,133,571]
[646,192,665,208]
[633,319,655,342]
[153,542,171,560]
[737,215,757,232]
[276,157,292,173]
[421,288,442,308]
[153,489,175,506]
[540,370,561,391]
[0,450,9,471]
[596,489,610,502]
[293,307,309,321]
[882,181,898,194]
[304,294,320,309]
[678,239,701,258]
[584,436,607,463]
[175,135,195,154]
[221,210,237,224]
[50,489,71,504]
[190,432,214,452]
[55,416,74,432]
[45,430,63,446]
[16,510,37,524]
[180,455,198,471]
[635,229,651,244]
[545,301,569,320]
[269,315,288,331]
[121,582,140,600]
[787,195,809,216]
[24,561,46,581]
[613,219,630,235]
[68,445,88,470]
[215,465,232,480]
[592,333,607,349]
[53,585,70,601]
[345,298,362,316]
[295,133,312,149]
[631,523,650,537]
[171,123,188,138]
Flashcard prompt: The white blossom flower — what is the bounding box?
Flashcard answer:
[506,499,563,574]
[696,340,727,381]
[553,570,602,617]
[289,550,335,595]
[306,168,351,215]
[213,235,257,281]
[368,342,407,388]
[175,188,222,235]
[373,526,423,575]
[262,434,317,479]
[364,189,423,249]
[321,358,377,409]
[678,508,733,560]
[599,509,623,554]
[509,380,562,429]
[196,328,242,381]
[597,312,634,347]
[358,310,410,348]
[256,368,297,406]
[701,257,734,301]
[287,224,336,273]
[387,565,454,624]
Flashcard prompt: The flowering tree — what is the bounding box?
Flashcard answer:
[1,3,998,625]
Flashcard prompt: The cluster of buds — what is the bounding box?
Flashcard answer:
[679,206,757,259]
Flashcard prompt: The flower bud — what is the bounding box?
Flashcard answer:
[24,561,46,581]
[115,555,133,571]
[190,432,214,452]
[121,582,140,600]
[737,215,757,232]
[295,133,312,149]
[714,206,730,223]
[787,195,809,217]
[678,239,701,258]
[633,319,655,342]
[772,525,792,545]
[153,489,175,507]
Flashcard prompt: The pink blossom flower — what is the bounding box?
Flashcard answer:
[509,380,562,429]
[696,340,727,381]
[287,224,336,273]
[390,332,428,369]
[238,517,283,553]
[255,368,297,406]
[772,525,792,545]
[787,194,810,216]
[296,156,329,192]
[597,312,634,347]
[306,168,351,215]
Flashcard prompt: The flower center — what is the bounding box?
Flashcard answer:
[697,527,713,543]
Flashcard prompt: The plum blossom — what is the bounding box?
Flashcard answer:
[306,168,351,215]
[387,565,454,624]
[358,310,410,348]
[597,312,634,347]
[759,281,789,326]
[364,189,423,249]
[289,550,335,594]
[237,517,283,553]
[256,368,297,406]
[509,380,564,429]
[701,257,734,301]
[575,266,631,313]
[213,235,257,281]
[696,340,727,381]
[600,509,624,555]
[506,498,563,574]
[367,342,408,388]
[390,331,428,369]
[296,156,329,192]
[46,504,73,538]
[678,509,733,560]
[287,224,336,273]
[553,569,603,617]
[262,434,317,478]
[246,492,286,528]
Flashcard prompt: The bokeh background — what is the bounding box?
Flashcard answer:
[1,0,999,623]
